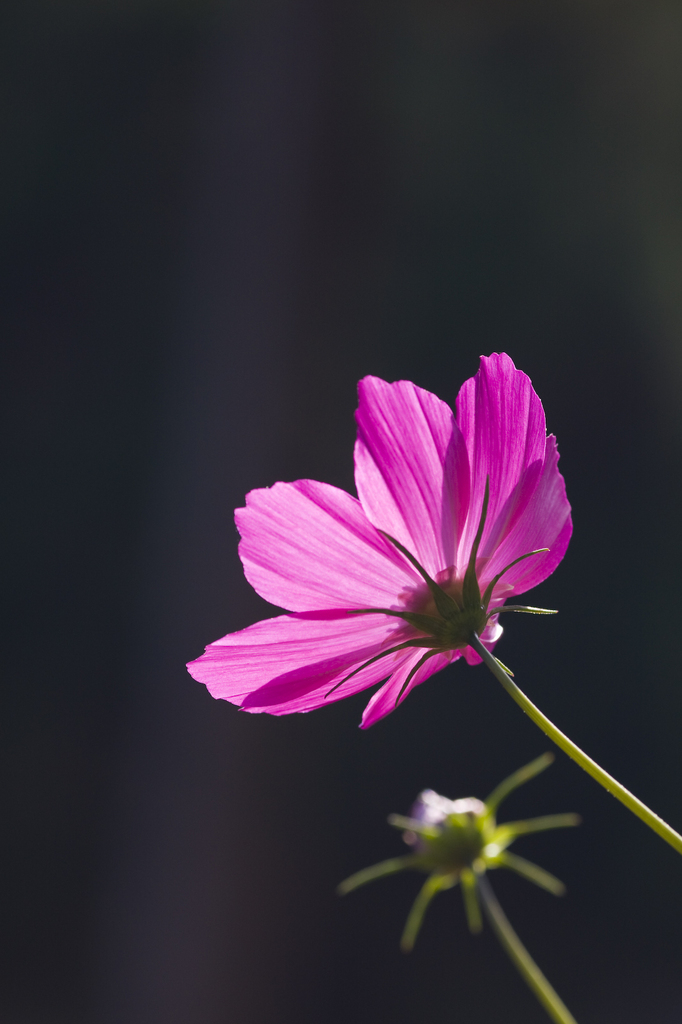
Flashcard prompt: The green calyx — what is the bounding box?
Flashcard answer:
[388,806,486,873]
[339,477,554,705]
[337,753,580,951]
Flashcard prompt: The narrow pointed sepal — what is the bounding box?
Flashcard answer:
[462,477,489,612]
[460,867,483,934]
[484,753,555,813]
[395,649,443,705]
[387,814,441,839]
[493,851,566,896]
[400,873,456,952]
[337,855,418,895]
[480,548,550,611]
[325,638,432,698]
[378,531,462,620]
[494,605,558,615]
[493,814,581,848]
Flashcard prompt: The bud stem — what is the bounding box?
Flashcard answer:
[470,633,682,857]
[477,875,579,1024]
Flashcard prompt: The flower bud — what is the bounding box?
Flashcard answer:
[339,754,580,948]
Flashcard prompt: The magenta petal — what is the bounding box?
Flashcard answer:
[462,647,484,666]
[354,376,470,576]
[236,479,420,612]
[192,355,573,724]
[187,610,407,707]
[481,436,572,598]
[360,649,455,728]
[242,642,416,715]
[456,354,547,565]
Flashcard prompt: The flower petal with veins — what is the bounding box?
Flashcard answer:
[354,376,470,577]
[187,354,572,726]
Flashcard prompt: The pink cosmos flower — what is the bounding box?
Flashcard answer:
[187,353,571,728]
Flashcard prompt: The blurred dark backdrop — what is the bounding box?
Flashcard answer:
[4,1,682,1021]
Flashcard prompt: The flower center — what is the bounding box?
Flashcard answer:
[404,570,487,651]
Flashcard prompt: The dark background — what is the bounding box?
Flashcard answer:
[4,1,682,1021]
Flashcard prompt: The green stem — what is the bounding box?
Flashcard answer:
[478,875,578,1024]
[470,633,682,856]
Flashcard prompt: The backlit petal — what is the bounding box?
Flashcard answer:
[236,479,420,612]
[242,644,419,715]
[360,649,456,728]
[354,376,470,576]
[187,610,409,705]
[456,354,547,566]
[481,436,572,599]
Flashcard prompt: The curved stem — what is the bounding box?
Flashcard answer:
[470,633,682,856]
[478,875,578,1024]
